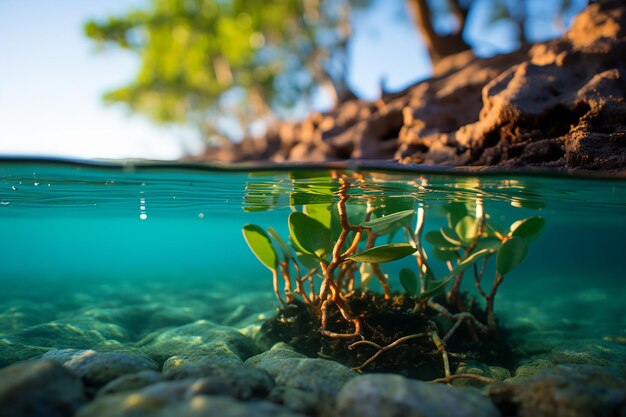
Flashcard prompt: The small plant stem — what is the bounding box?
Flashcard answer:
[413,207,428,289]
[279,261,295,303]
[366,231,392,299]
[429,322,451,381]
[473,257,490,300]
[447,271,466,310]
[319,262,332,300]
[346,264,356,292]
[348,333,428,372]
[336,266,347,291]
[317,176,365,339]
[429,374,496,385]
[272,269,287,307]
[299,266,319,303]
[427,301,489,335]
[320,297,361,339]
[442,318,464,345]
[447,200,486,305]
[411,207,436,294]
[487,272,504,333]
[340,231,362,258]
[291,260,312,304]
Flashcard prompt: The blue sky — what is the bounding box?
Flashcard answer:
[0,0,583,160]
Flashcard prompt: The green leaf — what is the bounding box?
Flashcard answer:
[510,217,545,239]
[373,197,415,218]
[360,209,415,230]
[290,192,334,206]
[440,227,461,246]
[446,202,469,229]
[399,268,418,295]
[267,227,292,259]
[420,249,493,300]
[346,203,367,227]
[347,244,416,264]
[290,177,336,206]
[242,224,277,271]
[455,215,478,244]
[425,231,460,249]
[510,199,546,210]
[296,251,320,270]
[304,204,332,229]
[288,212,332,260]
[496,236,528,275]
[475,237,502,252]
[433,247,457,262]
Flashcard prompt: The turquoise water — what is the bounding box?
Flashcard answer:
[1,158,626,368]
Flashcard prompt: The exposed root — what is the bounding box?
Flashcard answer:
[429,373,496,385]
[348,333,429,372]
[429,322,451,380]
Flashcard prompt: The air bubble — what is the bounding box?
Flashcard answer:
[139,213,148,220]
[198,213,205,219]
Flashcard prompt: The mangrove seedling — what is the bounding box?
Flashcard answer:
[243,171,544,381]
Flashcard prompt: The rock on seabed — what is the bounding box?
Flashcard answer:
[336,373,500,417]
[42,349,159,389]
[140,320,259,364]
[0,360,86,417]
[489,364,626,417]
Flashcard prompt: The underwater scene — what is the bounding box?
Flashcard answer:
[1,158,626,417]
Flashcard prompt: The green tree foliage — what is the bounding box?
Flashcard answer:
[85,0,368,144]
[85,0,584,144]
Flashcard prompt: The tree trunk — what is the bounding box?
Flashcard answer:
[407,0,471,67]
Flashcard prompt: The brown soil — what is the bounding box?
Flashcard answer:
[200,1,626,174]
[261,291,516,380]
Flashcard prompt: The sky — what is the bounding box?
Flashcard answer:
[0,0,584,161]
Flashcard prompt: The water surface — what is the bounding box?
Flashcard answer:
[1,158,625,367]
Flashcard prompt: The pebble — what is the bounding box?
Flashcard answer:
[514,358,554,378]
[489,364,626,417]
[246,344,356,397]
[76,382,305,417]
[0,360,85,417]
[163,357,275,400]
[336,373,500,417]
[141,320,259,364]
[98,370,163,397]
[42,349,158,388]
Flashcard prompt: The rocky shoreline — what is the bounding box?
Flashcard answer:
[201,2,626,175]
[1,280,625,417]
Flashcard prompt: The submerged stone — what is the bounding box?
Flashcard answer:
[513,358,554,378]
[549,341,626,375]
[163,358,275,400]
[0,360,86,417]
[98,370,163,397]
[76,382,304,417]
[489,364,626,417]
[140,320,259,364]
[9,318,129,349]
[246,345,357,397]
[42,349,158,388]
[267,386,322,416]
[336,374,500,417]
[0,337,49,368]
[0,303,56,333]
